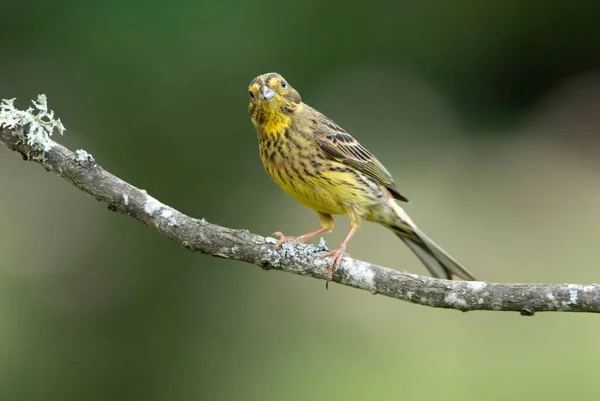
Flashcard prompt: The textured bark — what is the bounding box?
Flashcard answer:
[1,123,599,314]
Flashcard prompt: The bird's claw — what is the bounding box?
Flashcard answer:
[318,246,349,281]
[272,232,305,249]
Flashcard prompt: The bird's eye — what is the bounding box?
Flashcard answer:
[249,91,254,99]
[280,79,287,88]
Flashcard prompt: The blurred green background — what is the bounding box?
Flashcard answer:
[2,1,600,400]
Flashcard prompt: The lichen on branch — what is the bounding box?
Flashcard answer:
[0,94,65,151]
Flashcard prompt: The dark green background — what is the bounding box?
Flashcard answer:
[1,1,600,400]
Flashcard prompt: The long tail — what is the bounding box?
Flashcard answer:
[387,202,476,281]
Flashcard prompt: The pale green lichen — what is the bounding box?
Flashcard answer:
[444,292,467,308]
[467,281,487,292]
[568,289,578,305]
[0,94,65,152]
[75,149,95,164]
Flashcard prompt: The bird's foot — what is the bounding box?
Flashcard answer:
[272,232,306,249]
[318,245,349,281]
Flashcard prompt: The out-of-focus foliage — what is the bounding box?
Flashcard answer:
[1,1,599,400]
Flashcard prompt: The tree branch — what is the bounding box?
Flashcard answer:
[1,99,599,315]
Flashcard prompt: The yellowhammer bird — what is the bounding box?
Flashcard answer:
[248,72,476,282]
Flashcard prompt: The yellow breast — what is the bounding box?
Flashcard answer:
[264,160,347,215]
[259,135,372,216]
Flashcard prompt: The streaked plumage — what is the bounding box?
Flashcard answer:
[248,72,476,282]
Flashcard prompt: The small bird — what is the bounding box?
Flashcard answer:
[248,72,476,282]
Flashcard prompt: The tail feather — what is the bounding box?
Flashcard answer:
[396,227,476,281]
[387,202,476,280]
[401,236,452,279]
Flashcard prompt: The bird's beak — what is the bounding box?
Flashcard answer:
[259,85,276,101]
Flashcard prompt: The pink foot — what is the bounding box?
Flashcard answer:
[318,246,349,281]
[272,232,306,249]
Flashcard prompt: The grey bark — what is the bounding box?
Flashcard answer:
[1,123,599,314]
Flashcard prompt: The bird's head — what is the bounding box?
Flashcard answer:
[248,73,303,132]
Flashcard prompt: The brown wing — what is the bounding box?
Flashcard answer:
[315,115,408,202]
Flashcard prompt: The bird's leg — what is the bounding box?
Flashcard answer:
[273,213,334,249]
[319,212,360,281]
[272,227,327,248]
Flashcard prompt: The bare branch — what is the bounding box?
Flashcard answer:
[1,104,599,314]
